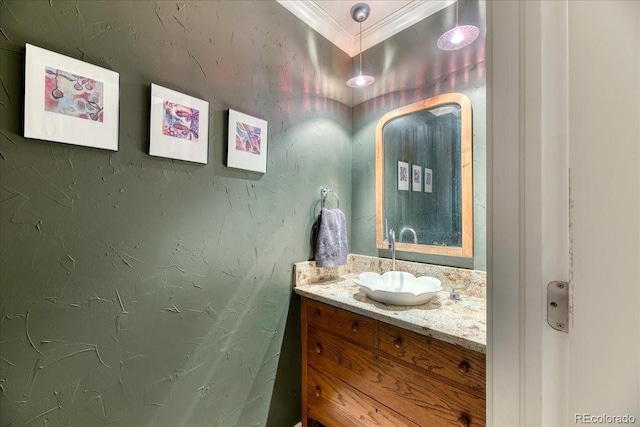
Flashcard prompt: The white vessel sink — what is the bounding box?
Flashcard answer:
[353,271,443,306]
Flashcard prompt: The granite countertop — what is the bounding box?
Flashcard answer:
[294,255,487,354]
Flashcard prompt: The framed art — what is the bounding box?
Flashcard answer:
[398,161,409,191]
[149,84,209,164]
[412,164,422,192]
[424,167,433,193]
[227,109,268,173]
[24,44,120,150]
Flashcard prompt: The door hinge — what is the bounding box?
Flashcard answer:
[547,281,569,333]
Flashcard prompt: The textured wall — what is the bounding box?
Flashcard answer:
[350,2,487,270]
[0,1,351,426]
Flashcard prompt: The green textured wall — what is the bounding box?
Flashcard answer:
[0,1,351,426]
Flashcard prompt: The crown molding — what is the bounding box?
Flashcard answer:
[357,1,454,55]
[278,1,355,55]
[277,0,455,57]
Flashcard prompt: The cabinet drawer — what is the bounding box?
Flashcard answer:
[304,299,375,348]
[378,323,485,394]
[307,326,485,427]
[306,366,420,427]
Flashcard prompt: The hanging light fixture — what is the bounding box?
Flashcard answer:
[436,0,479,51]
[346,3,375,88]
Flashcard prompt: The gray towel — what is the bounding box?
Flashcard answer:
[315,208,348,268]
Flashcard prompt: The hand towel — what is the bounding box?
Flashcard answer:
[315,208,348,268]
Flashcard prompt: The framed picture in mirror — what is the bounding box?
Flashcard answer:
[424,168,433,193]
[398,161,409,191]
[412,165,422,192]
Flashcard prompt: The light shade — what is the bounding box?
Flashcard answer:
[437,24,479,51]
[346,73,375,88]
[346,3,375,88]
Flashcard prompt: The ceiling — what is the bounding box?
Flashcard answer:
[277,0,455,57]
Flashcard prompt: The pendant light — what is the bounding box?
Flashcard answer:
[346,3,375,88]
[436,0,479,51]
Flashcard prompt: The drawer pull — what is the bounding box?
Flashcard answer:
[315,387,321,398]
[313,309,320,318]
[393,338,402,348]
[315,344,322,354]
[351,322,359,332]
[458,361,470,373]
[457,416,470,427]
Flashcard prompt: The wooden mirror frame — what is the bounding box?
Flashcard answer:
[375,93,473,258]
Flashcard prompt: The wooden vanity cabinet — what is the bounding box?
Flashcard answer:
[302,298,486,427]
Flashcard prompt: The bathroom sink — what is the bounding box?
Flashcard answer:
[353,271,443,306]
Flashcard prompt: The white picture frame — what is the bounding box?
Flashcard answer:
[412,164,422,192]
[24,44,120,150]
[398,161,409,191]
[149,84,209,164]
[424,167,433,193]
[227,109,268,173]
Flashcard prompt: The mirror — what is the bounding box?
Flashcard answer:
[375,93,473,258]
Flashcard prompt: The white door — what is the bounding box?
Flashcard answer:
[489,1,640,426]
[565,1,639,423]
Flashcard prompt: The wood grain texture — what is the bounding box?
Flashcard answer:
[304,298,376,348]
[378,323,486,395]
[307,326,486,427]
[302,298,486,427]
[302,298,310,427]
[306,366,421,427]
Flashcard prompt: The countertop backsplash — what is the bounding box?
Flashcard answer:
[295,254,486,298]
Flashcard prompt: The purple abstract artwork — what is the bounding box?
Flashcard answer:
[162,101,199,141]
[235,121,261,155]
[44,66,104,122]
[400,165,408,182]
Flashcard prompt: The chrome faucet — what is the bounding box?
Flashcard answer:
[388,229,396,271]
[450,279,471,301]
[399,227,418,244]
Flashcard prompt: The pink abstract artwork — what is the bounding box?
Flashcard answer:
[44,66,104,122]
[162,101,199,141]
[235,121,261,155]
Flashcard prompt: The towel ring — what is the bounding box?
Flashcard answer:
[320,186,340,209]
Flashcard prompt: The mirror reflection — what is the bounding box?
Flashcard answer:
[375,93,473,258]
